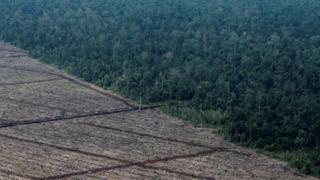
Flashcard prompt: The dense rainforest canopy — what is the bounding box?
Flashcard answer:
[0,0,319,176]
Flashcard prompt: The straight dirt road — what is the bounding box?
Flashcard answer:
[0,42,318,179]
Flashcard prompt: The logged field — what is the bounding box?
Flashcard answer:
[0,42,318,180]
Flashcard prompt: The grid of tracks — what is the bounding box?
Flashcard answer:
[0,44,317,180]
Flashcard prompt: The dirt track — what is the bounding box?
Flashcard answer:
[0,42,318,180]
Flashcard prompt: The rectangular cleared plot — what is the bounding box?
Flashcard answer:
[0,98,71,122]
[0,79,130,113]
[68,110,229,149]
[0,136,124,179]
[0,121,207,162]
[0,56,54,73]
[148,152,306,180]
[0,52,26,58]
[60,165,195,180]
[0,68,57,84]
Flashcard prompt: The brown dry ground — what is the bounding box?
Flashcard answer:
[0,42,318,180]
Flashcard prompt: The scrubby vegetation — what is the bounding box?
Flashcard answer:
[0,0,319,176]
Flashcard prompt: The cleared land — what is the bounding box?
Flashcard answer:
[0,42,318,180]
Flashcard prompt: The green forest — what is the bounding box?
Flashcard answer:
[0,0,319,176]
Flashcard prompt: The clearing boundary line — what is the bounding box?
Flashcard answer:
[0,133,216,180]
[40,150,217,180]
[0,105,164,129]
